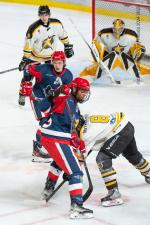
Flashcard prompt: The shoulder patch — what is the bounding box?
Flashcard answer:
[98,28,113,37]
[26,20,42,38]
[123,28,138,38]
[50,18,62,25]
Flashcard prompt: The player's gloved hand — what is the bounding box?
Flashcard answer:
[39,117,50,126]
[62,173,69,181]
[19,57,32,71]
[61,84,71,95]
[71,133,86,153]
[64,43,74,58]
[20,81,32,96]
[44,85,61,98]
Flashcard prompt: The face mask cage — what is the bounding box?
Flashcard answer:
[113,20,125,38]
[72,88,90,103]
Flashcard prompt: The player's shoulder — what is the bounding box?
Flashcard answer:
[98,28,113,37]
[63,68,73,82]
[26,19,42,38]
[123,28,138,38]
[64,68,73,76]
[50,18,63,26]
[37,63,52,71]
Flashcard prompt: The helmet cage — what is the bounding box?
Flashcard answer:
[113,19,125,38]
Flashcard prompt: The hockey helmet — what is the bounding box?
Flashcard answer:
[72,77,90,91]
[71,77,90,103]
[113,19,125,38]
[38,5,50,16]
[51,51,66,61]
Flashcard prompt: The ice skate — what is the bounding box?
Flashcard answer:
[32,141,51,163]
[18,94,26,106]
[101,188,123,207]
[41,177,55,201]
[70,202,93,219]
[145,171,150,184]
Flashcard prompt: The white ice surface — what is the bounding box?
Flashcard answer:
[0,2,150,225]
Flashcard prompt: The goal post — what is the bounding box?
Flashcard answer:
[92,0,150,56]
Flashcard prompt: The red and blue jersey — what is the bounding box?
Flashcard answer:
[28,63,73,120]
[30,63,73,98]
[39,94,81,141]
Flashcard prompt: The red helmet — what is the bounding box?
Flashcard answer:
[51,51,66,61]
[72,77,90,91]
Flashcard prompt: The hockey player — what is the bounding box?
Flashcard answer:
[82,112,150,207]
[80,19,150,82]
[18,5,74,106]
[21,51,73,161]
[38,77,93,219]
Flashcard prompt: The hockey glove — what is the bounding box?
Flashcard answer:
[20,81,32,96]
[71,133,86,153]
[62,173,69,181]
[19,57,32,71]
[61,84,71,95]
[64,43,74,58]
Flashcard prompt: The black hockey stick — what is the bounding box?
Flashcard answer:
[0,67,19,75]
[82,151,93,202]
[45,179,66,202]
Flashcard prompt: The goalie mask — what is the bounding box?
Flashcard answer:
[71,77,90,103]
[113,19,125,39]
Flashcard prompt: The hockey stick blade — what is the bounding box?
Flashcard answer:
[45,180,66,203]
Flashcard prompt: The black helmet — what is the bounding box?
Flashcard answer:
[38,5,50,16]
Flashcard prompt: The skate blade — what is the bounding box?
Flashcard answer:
[32,157,52,163]
[101,198,124,207]
[70,212,94,219]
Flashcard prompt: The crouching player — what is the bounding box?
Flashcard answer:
[83,112,150,207]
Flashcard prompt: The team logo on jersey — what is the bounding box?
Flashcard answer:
[112,44,126,54]
[54,77,61,86]
[42,35,55,50]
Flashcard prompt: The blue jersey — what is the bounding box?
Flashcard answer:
[30,63,73,98]
[39,94,81,141]
[29,63,73,120]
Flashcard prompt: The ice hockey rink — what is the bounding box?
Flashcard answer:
[0,2,150,225]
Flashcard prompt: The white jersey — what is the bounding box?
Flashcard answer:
[23,18,69,61]
[82,112,128,151]
[93,28,138,60]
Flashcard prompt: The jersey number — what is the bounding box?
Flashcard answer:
[90,115,110,123]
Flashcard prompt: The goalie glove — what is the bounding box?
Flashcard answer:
[130,43,146,61]
[19,81,32,96]
[64,43,74,58]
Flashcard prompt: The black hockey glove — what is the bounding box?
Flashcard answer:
[64,43,74,58]
[44,85,61,98]
[62,173,69,181]
[19,57,32,71]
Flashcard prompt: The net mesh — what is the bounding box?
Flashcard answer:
[93,0,150,56]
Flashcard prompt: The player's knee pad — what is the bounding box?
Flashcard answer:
[96,151,112,171]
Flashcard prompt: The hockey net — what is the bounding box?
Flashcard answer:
[92,0,150,58]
